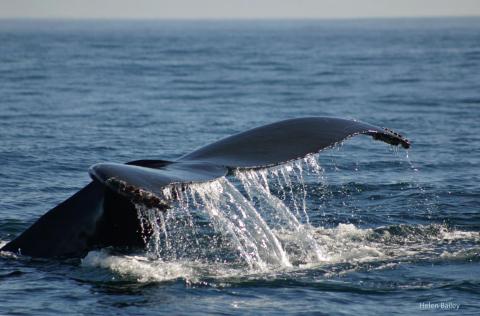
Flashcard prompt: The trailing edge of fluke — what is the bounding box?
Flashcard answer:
[1,117,410,258]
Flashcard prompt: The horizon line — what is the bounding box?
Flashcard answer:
[1,14,480,22]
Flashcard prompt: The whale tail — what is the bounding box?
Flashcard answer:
[90,117,409,198]
[2,117,410,258]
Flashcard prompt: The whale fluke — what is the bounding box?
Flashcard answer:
[179,117,409,169]
[1,117,410,258]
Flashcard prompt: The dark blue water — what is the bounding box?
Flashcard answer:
[1,18,479,315]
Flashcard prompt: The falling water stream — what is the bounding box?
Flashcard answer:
[134,155,333,270]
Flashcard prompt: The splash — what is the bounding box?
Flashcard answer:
[162,178,292,270]
[80,222,480,283]
[130,155,333,270]
[235,165,326,264]
[80,154,480,284]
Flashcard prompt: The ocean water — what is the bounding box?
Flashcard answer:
[0,18,479,315]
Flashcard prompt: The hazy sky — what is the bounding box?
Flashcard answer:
[1,0,479,19]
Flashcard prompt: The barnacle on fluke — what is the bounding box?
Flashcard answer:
[105,177,170,211]
[370,127,410,148]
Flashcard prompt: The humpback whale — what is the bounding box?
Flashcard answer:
[1,117,410,258]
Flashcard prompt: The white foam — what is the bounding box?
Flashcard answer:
[78,221,480,284]
[81,249,255,284]
[437,227,480,241]
[81,250,197,283]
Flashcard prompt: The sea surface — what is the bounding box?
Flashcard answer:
[0,18,479,315]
